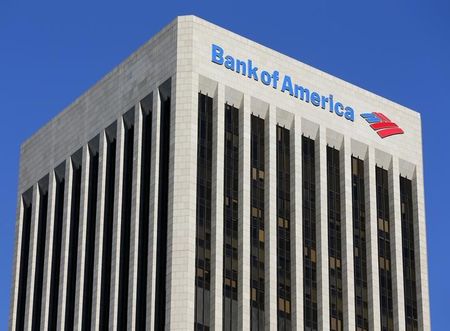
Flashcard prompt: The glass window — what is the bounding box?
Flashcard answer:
[302,136,318,331]
[223,103,239,331]
[327,147,343,330]
[195,93,213,330]
[277,126,291,328]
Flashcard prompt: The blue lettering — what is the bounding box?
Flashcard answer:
[225,55,235,70]
[210,44,357,123]
[211,44,224,65]
[261,71,271,85]
[321,95,329,110]
[248,60,259,81]
[236,59,246,75]
[294,84,310,102]
[334,102,344,116]
[345,107,355,121]
[311,92,320,106]
[272,71,279,89]
[281,75,293,96]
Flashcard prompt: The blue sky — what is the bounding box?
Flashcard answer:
[1,0,449,328]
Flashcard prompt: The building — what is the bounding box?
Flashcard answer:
[9,15,430,331]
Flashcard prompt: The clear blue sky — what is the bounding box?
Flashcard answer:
[1,0,448,329]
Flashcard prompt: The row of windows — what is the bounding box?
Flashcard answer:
[303,136,318,331]
[327,146,343,331]
[400,177,419,331]
[195,93,213,331]
[16,91,160,331]
[17,91,420,331]
[352,157,369,331]
[377,167,394,331]
[250,116,265,330]
[276,126,292,331]
[223,103,240,331]
[192,97,420,331]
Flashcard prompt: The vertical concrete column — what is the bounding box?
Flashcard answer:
[109,118,125,329]
[341,136,355,330]
[389,157,406,331]
[91,131,107,331]
[290,114,303,330]
[74,145,90,330]
[364,146,381,330]
[211,83,225,331]
[8,183,27,331]
[165,70,199,329]
[128,103,143,330]
[316,126,329,330]
[412,165,431,331]
[57,159,74,330]
[238,94,251,331]
[40,170,57,330]
[24,183,39,331]
[264,104,277,331]
[147,88,161,331]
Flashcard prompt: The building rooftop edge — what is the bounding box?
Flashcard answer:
[21,14,421,152]
[184,15,420,117]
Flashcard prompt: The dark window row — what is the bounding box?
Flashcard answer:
[250,115,265,330]
[118,111,135,330]
[400,177,418,331]
[82,144,99,330]
[136,96,153,330]
[49,166,66,330]
[66,157,82,331]
[195,93,213,331]
[14,95,422,331]
[99,131,116,330]
[376,166,394,331]
[223,103,239,331]
[276,125,291,331]
[16,191,33,331]
[302,136,318,331]
[327,147,343,331]
[32,180,49,331]
[154,85,171,331]
[14,91,159,331]
[352,157,368,331]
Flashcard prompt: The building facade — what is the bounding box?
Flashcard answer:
[9,16,430,331]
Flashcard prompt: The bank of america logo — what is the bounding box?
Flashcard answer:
[360,112,404,139]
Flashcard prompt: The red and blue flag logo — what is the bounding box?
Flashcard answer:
[360,112,404,139]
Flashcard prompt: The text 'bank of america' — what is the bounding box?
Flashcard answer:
[9,15,430,331]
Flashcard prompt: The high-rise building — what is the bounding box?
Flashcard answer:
[9,16,430,331]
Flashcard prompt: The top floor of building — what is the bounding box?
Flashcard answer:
[18,15,423,192]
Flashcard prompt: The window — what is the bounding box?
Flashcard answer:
[154,88,171,330]
[82,142,99,330]
[276,126,291,330]
[49,165,65,330]
[302,136,318,331]
[32,179,49,330]
[16,188,33,331]
[136,96,153,330]
[118,111,135,329]
[100,128,116,330]
[376,167,393,331]
[223,103,239,331]
[400,177,418,331]
[327,147,343,331]
[351,157,368,330]
[195,93,213,330]
[250,115,265,330]
[66,156,82,331]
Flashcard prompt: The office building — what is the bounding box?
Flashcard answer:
[9,16,430,330]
